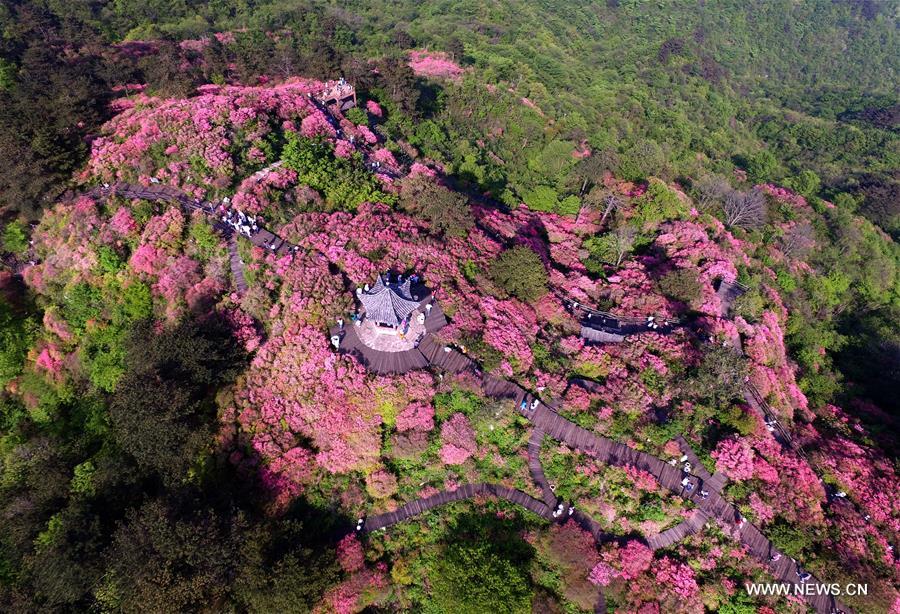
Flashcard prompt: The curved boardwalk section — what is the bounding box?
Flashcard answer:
[413,341,847,613]
[363,482,553,531]
[646,509,710,551]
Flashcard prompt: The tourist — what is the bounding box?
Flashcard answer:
[770,552,781,562]
[700,489,709,500]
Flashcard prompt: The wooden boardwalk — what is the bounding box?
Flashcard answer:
[527,429,558,508]
[558,292,683,341]
[674,435,728,493]
[646,509,710,551]
[228,235,248,294]
[580,326,625,343]
[354,336,850,614]
[363,482,553,531]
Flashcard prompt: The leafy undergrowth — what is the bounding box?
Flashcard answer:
[540,442,695,536]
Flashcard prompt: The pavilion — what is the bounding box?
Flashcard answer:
[357,274,421,332]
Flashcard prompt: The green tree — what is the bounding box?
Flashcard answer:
[1,220,29,255]
[108,318,246,481]
[658,268,702,306]
[488,246,548,303]
[0,298,36,386]
[744,150,778,183]
[426,514,534,614]
[686,345,749,407]
[399,174,473,237]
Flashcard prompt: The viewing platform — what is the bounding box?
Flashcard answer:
[316,79,356,111]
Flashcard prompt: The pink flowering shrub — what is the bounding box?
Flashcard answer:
[223,307,262,352]
[618,540,653,580]
[653,556,698,598]
[365,100,383,117]
[588,561,617,586]
[439,413,477,465]
[230,167,299,215]
[480,296,538,373]
[395,401,435,432]
[711,436,755,481]
[337,534,365,573]
[408,50,464,79]
[365,469,399,499]
[258,446,314,512]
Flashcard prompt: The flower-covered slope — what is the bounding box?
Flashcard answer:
[18,81,900,612]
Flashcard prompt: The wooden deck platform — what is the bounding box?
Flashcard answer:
[331,299,450,375]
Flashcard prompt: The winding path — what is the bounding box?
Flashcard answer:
[59,166,854,614]
[360,336,851,614]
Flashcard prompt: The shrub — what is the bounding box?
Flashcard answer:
[658,268,702,305]
[344,107,367,125]
[488,246,547,303]
[1,219,28,255]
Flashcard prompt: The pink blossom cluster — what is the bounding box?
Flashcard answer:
[711,436,755,481]
[365,100,383,117]
[408,50,464,80]
[654,556,699,598]
[395,401,435,432]
[439,413,477,465]
[230,166,299,215]
[479,296,538,373]
[336,534,365,573]
[84,79,341,194]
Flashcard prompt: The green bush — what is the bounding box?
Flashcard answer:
[399,175,473,237]
[345,107,367,125]
[282,134,395,211]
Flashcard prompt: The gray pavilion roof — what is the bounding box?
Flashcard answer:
[359,275,420,326]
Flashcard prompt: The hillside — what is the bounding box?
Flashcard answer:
[0,2,898,613]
